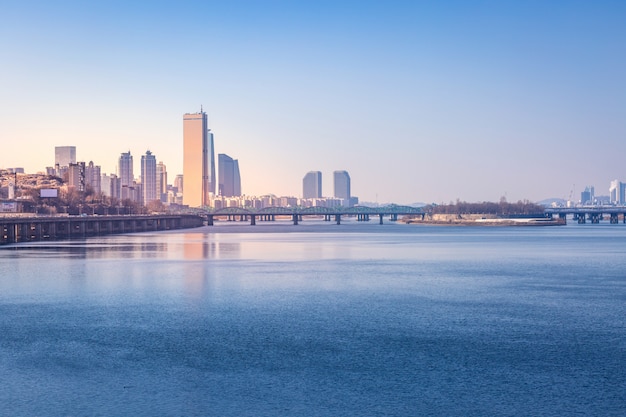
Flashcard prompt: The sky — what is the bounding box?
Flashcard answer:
[1,0,625,204]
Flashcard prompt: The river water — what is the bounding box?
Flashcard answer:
[0,220,624,416]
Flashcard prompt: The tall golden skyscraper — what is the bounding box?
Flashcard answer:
[183,110,213,207]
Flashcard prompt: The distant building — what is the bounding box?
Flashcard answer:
[174,174,183,195]
[55,146,76,169]
[609,180,626,205]
[118,151,134,200]
[207,130,215,195]
[101,173,121,199]
[183,110,214,207]
[85,161,101,195]
[303,171,322,199]
[218,153,241,197]
[333,170,351,206]
[141,150,157,204]
[68,162,85,192]
[156,161,167,203]
[580,186,594,205]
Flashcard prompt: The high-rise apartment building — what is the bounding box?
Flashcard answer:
[55,146,76,168]
[68,162,85,192]
[118,151,134,200]
[85,161,101,195]
[333,170,351,204]
[218,153,241,197]
[156,161,167,202]
[141,150,157,204]
[183,110,214,207]
[101,173,121,199]
[118,151,133,187]
[303,171,322,199]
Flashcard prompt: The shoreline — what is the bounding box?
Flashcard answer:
[402,217,566,226]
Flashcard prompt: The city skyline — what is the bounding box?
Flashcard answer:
[1,2,625,204]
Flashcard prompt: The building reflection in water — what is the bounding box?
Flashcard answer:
[181,232,241,260]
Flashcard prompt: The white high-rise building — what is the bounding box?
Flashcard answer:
[609,180,626,205]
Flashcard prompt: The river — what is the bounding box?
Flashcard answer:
[0,220,624,416]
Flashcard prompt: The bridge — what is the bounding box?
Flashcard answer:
[544,206,626,224]
[0,214,204,245]
[201,204,425,226]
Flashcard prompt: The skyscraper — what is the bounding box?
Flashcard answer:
[183,110,214,207]
[118,152,133,187]
[141,150,157,204]
[207,129,215,195]
[85,161,101,195]
[218,153,241,197]
[303,171,322,199]
[55,146,76,168]
[156,161,167,202]
[333,170,351,204]
[118,151,134,200]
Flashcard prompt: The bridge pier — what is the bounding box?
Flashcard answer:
[610,213,618,224]
[6,224,15,243]
[335,214,341,225]
[250,215,256,226]
[292,214,299,225]
[379,214,384,225]
[18,223,28,242]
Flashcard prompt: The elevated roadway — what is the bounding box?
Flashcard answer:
[544,206,626,224]
[201,204,425,225]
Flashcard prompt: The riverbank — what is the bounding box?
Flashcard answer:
[402,213,566,226]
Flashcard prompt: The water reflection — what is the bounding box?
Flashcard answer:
[0,232,246,261]
[180,232,241,260]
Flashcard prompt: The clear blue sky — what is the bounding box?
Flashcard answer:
[1,0,624,204]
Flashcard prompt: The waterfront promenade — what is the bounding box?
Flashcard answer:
[0,214,204,245]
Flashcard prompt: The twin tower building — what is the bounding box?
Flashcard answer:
[183,110,240,207]
[303,170,354,206]
[183,109,354,208]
